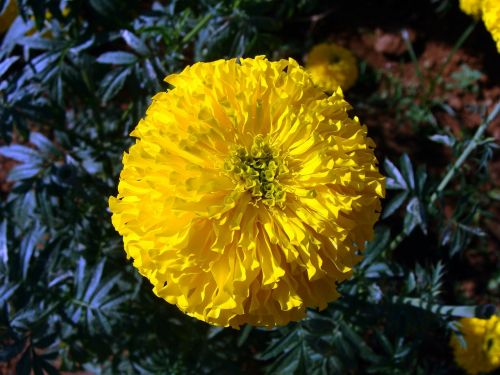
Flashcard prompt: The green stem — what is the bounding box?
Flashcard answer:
[387,103,499,252]
[401,29,424,87]
[182,13,213,44]
[428,102,500,206]
[387,231,406,253]
[427,21,477,98]
[72,299,90,308]
[392,297,496,319]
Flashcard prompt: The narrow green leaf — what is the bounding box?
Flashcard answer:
[340,325,381,364]
[0,145,41,163]
[429,134,455,147]
[416,166,427,195]
[207,326,224,339]
[384,158,407,190]
[2,17,31,56]
[29,132,59,157]
[404,197,426,235]
[0,1,9,14]
[101,68,131,102]
[237,324,253,347]
[360,227,391,268]
[97,51,137,65]
[96,310,112,334]
[399,154,415,190]
[83,259,105,302]
[457,223,486,237]
[0,283,19,305]
[406,272,416,292]
[267,345,301,375]
[0,56,19,78]
[365,262,400,278]
[17,36,64,50]
[69,36,95,54]
[375,331,394,354]
[90,274,120,307]
[257,330,299,360]
[302,318,335,334]
[20,224,44,279]
[8,163,41,181]
[382,191,409,219]
[75,257,87,299]
[37,191,54,229]
[121,30,149,55]
[100,295,130,310]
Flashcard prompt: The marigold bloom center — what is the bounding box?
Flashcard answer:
[224,135,287,208]
[328,53,341,64]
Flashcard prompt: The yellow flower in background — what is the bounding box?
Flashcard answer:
[458,0,500,53]
[305,43,358,93]
[459,0,483,18]
[0,0,17,34]
[450,315,500,375]
[482,0,500,52]
[109,56,384,328]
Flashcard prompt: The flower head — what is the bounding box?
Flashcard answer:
[305,43,358,93]
[482,0,500,52]
[109,56,384,328]
[450,315,500,374]
[459,0,483,18]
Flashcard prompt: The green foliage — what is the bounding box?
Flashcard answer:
[446,64,482,94]
[0,1,498,374]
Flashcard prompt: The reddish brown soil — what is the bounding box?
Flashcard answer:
[0,156,15,197]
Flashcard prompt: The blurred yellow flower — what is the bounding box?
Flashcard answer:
[450,315,500,375]
[458,0,500,53]
[482,0,500,52]
[459,0,483,18]
[109,56,384,328]
[0,0,17,34]
[305,43,358,93]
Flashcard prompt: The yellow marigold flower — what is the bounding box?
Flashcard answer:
[305,43,358,93]
[459,0,483,18]
[0,0,17,34]
[109,56,384,328]
[450,315,500,375]
[482,0,500,52]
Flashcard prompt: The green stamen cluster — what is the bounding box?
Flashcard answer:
[225,136,287,207]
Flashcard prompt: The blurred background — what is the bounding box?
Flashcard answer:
[0,0,499,374]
